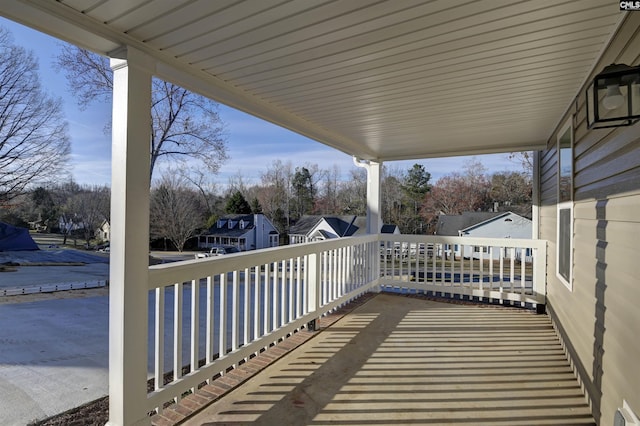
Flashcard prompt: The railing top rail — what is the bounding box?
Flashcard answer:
[379,234,547,249]
[148,234,378,289]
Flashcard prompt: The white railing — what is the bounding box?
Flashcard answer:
[378,235,546,307]
[145,235,379,414]
[142,233,545,416]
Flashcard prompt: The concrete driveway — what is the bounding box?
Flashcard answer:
[0,294,109,425]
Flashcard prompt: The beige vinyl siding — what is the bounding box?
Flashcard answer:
[539,13,640,425]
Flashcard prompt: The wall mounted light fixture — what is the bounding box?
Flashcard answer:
[586,63,640,129]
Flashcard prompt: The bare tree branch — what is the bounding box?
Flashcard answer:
[0,27,70,204]
[55,46,228,180]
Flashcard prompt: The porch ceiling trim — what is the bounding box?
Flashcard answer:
[0,0,627,161]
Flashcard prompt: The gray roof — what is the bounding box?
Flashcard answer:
[381,224,398,234]
[205,214,255,237]
[289,215,323,235]
[435,212,504,236]
[290,215,394,237]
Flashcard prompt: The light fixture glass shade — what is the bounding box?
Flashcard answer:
[602,85,625,110]
[586,63,640,129]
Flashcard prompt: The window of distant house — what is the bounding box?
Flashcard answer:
[239,220,245,229]
[557,118,573,290]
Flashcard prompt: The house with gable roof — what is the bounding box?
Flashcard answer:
[197,214,279,251]
[289,215,399,244]
[435,211,532,260]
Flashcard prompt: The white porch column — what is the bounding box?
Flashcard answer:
[353,157,382,234]
[532,150,540,239]
[366,161,382,234]
[107,47,153,426]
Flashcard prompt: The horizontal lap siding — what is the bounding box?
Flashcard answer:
[539,13,640,425]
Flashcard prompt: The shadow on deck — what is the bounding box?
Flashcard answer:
[162,293,593,426]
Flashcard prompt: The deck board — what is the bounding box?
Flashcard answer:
[181,293,594,425]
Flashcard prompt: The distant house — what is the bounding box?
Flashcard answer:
[198,214,279,251]
[435,211,532,260]
[289,215,399,244]
[95,220,110,242]
[58,215,86,235]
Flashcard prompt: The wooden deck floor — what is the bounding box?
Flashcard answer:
[181,293,594,425]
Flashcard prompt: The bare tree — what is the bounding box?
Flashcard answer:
[257,159,292,232]
[421,159,491,229]
[508,151,534,174]
[150,175,203,251]
[55,45,227,180]
[336,168,366,216]
[66,184,110,246]
[316,165,341,214]
[0,27,70,203]
[179,168,219,218]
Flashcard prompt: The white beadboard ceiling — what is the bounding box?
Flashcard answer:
[0,0,625,161]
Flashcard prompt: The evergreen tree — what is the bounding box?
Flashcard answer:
[225,191,251,214]
[250,197,263,214]
[291,166,315,219]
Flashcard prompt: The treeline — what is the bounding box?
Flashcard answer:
[0,157,531,251]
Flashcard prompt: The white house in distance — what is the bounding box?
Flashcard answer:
[289,215,400,244]
[95,220,110,242]
[198,214,279,251]
[435,211,532,260]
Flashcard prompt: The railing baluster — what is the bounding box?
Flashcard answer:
[296,256,302,319]
[391,243,396,284]
[499,248,505,295]
[154,287,165,394]
[253,266,261,340]
[231,271,239,359]
[272,262,279,330]
[263,263,270,335]
[206,276,214,365]
[280,260,286,326]
[489,247,495,303]
[479,248,484,297]
[244,267,250,349]
[460,245,465,296]
[510,247,516,293]
[432,244,437,289]
[190,279,199,385]
[219,273,227,362]
[288,258,294,323]
[173,282,183,398]
[449,246,454,295]
[440,246,445,288]
[303,255,309,315]
[520,247,526,307]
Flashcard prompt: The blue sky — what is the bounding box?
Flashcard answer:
[1,17,524,189]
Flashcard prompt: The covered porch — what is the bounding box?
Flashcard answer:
[141,232,550,425]
[1,2,638,425]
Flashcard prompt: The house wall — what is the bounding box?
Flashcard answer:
[253,214,279,249]
[459,213,532,260]
[539,13,640,425]
[464,213,532,239]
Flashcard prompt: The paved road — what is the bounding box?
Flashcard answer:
[0,241,194,425]
[0,294,109,425]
